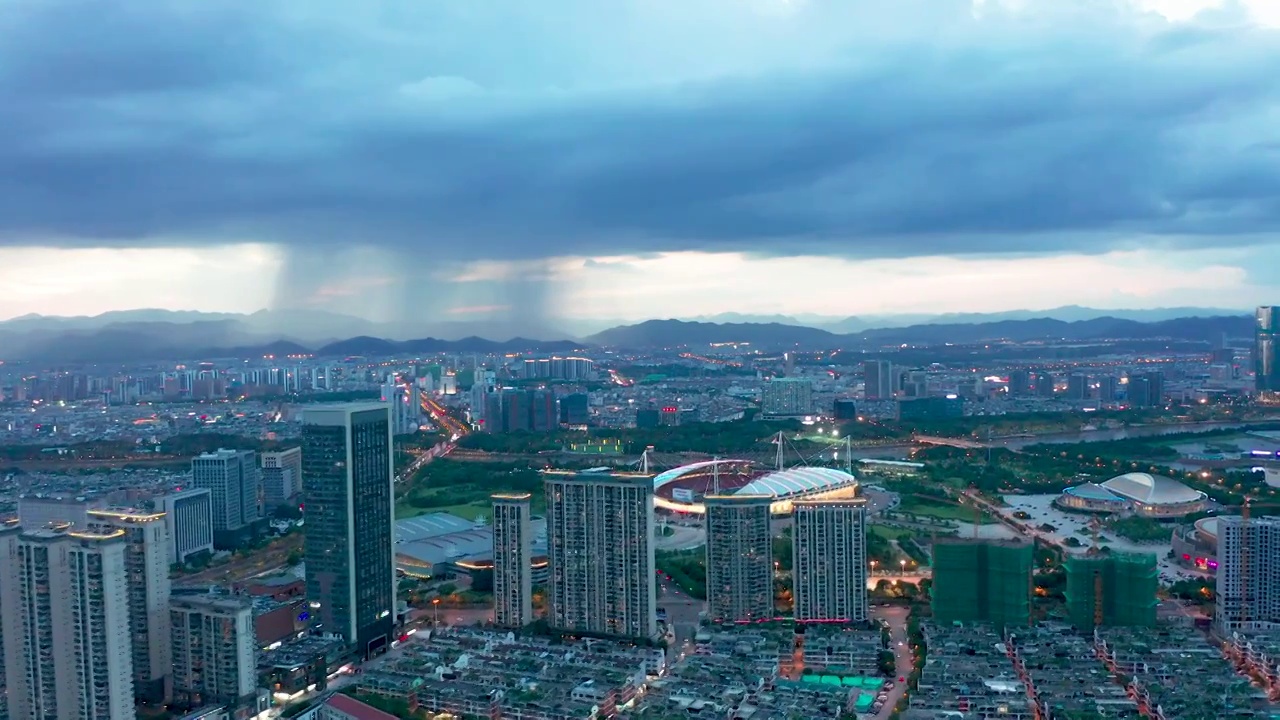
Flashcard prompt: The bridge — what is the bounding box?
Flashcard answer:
[911,434,988,449]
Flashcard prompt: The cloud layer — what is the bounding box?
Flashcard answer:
[2,0,1278,263]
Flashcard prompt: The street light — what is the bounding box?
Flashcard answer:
[870,560,878,575]
[899,559,907,576]
[432,597,440,627]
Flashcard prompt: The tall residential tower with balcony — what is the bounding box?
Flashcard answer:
[87,508,172,704]
[492,493,534,628]
[705,494,775,623]
[545,472,657,640]
[3,526,136,720]
[792,498,868,623]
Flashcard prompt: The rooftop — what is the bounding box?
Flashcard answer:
[734,467,858,499]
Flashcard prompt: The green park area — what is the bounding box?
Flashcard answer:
[396,459,543,521]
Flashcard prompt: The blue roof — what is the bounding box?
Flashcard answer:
[734,467,858,499]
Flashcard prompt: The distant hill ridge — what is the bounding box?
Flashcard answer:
[0,308,1253,362]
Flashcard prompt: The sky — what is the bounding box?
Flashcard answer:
[1,0,1279,325]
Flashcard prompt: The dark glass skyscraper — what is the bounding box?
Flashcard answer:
[303,403,396,658]
[1257,306,1279,394]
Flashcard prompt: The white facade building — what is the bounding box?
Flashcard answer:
[260,447,303,510]
[191,449,260,538]
[1216,515,1280,632]
[792,498,869,623]
[545,473,657,639]
[3,526,136,720]
[162,489,215,564]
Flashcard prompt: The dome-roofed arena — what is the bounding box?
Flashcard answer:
[653,459,860,515]
[1057,472,1208,518]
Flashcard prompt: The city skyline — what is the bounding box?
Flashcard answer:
[2,1,1280,323]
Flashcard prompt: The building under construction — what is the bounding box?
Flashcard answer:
[1064,552,1158,630]
[931,538,1033,630]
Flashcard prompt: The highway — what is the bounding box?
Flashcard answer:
[420,392,470,440]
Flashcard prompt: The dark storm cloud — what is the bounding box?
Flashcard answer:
[1,0,1278,261]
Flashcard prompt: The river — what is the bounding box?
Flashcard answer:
[849,419,1278,460]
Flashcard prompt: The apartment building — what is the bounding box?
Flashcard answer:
[1216,515,1280,632]
[87,508,173,704]
[545,472,657,640]
[792,498,868,623]
[4,526,136,720]
[704,494,775,623]
[170,595,259,718]
[492,493,534,628]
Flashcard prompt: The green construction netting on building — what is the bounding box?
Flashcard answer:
[931,539,1033,630]
[1064,552,1158,630]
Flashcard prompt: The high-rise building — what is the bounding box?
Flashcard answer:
[932,538,1033,630]
[4,527,136,720]
[530,390,557,432]
[1008,369,1032,397]
[1064,553,1158,630]
[1034,371,1057,398]
[1097,375,1119,403]
[1066,374,1090,401]
[191,449,260,548]
[545,472,657,639]
[1257,306,1280,395]
[162,489,214,565]
[833,398,858,421]
[0,522,20,720]
[492,493,533,629]
[303,403,397,657]
[559,392,590,427]
[792,498,868,623]
[1215,515,1280,632]
[260,447,303,511]
[705,495,775,623]
[170,595,259,717]
[87,509,172,704]
[862,361,894,401]
[1127,371,1165,408]
[762,377,813,417]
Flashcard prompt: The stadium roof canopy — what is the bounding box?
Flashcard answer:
[652,459,751,492]
[1101,472,1205,505]
[734,467,857,499]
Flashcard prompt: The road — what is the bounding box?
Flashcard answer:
[872,605,913,719]
[420,392,469,440]
[659,576,705,647]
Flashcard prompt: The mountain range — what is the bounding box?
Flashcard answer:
[0,307,1254,363]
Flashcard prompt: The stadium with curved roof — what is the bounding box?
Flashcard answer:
[1056,472,1207,518]
[654,461,859,515]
